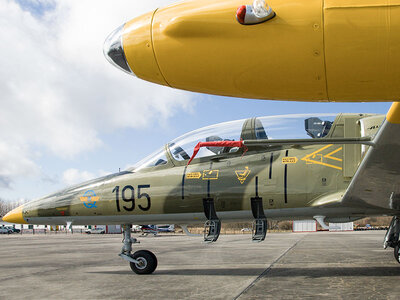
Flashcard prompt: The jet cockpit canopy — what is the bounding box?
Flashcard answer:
[130,114,337,171]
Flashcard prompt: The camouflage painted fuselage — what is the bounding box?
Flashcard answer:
[20,114,391,226]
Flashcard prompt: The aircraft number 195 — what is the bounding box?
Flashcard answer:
[112,185,151,212]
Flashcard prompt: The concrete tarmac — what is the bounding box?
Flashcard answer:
[0,231,399,299]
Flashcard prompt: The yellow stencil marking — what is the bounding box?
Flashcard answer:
[282,157,298,164]
[315,154,323,162]
[324,147,343,162]
[235,166,251,184]
[301,144,342,170]
[80,196,99,202]
[55,207,68,211]
[202,170,219,180]
[186,172,202,179]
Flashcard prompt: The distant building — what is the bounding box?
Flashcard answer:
[292,220,317,232]
[292,220,354,232]
[329,222,354,231]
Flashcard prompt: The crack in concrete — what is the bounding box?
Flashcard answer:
[233,234,307,300]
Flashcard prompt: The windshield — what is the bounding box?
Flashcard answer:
[127,146,168,172]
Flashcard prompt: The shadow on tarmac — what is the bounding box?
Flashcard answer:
[264,266,400,277]
[89,266,400,277]
[88,268,266,276]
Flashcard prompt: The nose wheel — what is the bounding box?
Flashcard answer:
[383,216,400,264]
[395,245,400,263]
[130,250,158,274]
[120,224,158,274]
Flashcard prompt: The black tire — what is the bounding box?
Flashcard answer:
[394,245,400,263]
[130,250,158,274]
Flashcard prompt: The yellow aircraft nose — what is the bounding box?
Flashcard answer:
[112,0,329,101]
[103,11,168,86]
[111,0,400,102]
[2,205,27,224]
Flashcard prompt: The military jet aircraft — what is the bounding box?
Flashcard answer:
[139,224,174,235]
[4,107,400,274]
[103,0,400,102]
[140,225,159,236]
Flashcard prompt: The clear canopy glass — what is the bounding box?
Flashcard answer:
[256,114,336,139]
[168,119,245,161]
[127,146,168,172]
[130,114,338,171]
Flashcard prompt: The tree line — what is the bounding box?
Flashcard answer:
[0,198,26,218]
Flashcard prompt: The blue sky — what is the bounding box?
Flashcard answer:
[0,0,392,202]
[15,0,55,16]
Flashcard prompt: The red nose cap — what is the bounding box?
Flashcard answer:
[236,5,246,24]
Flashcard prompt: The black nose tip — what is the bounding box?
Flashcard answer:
[103,24,132,74]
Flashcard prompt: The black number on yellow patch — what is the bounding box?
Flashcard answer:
[122,185,135,211]
[138,185,151,211]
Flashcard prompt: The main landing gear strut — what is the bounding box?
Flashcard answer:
[119,224,158,274]
[383,216,400,263]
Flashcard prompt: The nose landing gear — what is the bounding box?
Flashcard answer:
[119,224,158,274]
[383,216,400,263]
[129,250,158,274]
[395,245,400,263]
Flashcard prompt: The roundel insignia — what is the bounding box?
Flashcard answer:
[80,190,99,208]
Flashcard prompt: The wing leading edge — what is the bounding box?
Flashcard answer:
[342,103,400,212]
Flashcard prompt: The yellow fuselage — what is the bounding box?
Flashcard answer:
[116,0,400,102]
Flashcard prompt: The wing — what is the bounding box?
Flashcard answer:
[342,102,400,211]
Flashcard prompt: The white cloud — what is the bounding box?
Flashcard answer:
[0,141,39,188]
[62,168,95,186]
[0,1,192,189]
